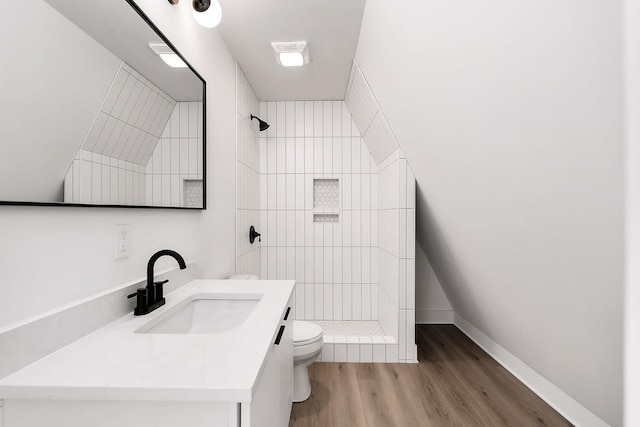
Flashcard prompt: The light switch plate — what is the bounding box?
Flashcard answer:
[115,224,131,259]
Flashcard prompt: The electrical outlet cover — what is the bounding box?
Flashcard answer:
[115,224,131,259]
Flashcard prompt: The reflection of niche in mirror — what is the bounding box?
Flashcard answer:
[63,63,203,207]
[183,180,204,208]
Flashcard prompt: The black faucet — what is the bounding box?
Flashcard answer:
[127,249,187,315]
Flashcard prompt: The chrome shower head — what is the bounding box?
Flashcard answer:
[250,114,270,132]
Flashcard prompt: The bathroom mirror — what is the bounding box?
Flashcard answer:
[0,0,206,209]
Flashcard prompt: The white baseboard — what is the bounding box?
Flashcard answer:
[416,309,454,324]
[453,314,609,427]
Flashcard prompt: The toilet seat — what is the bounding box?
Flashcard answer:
[293,321,323,347]
[294,339,323,357]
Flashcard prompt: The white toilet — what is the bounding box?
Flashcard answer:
[292,320,323,402]
[228,275,323,402]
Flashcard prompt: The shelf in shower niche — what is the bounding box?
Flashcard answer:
[312,208,339,214]
[313,213,339,223]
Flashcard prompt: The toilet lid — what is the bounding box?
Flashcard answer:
[293,321,323,346]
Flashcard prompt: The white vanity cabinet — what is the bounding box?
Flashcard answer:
[2,399,240,427]
[0,280,295,427]
[241,298,293,427]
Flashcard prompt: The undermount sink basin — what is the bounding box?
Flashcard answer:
[136,293,262,334]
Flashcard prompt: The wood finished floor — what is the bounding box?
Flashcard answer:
[289,325,572,427]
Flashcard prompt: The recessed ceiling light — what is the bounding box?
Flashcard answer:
[149,43,187,68]
[279,52,304,67]
[271,41,309,67]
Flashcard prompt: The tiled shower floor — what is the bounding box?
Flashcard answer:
[312,321,400,363]
[314,320,385,336]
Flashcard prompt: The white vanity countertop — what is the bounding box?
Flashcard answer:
[0,279,294,403]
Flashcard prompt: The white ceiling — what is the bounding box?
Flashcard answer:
[216,0,366,101]
[45,0,203,101]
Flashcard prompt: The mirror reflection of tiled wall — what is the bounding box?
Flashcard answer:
[64,63,203,207]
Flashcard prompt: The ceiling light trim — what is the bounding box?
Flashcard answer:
[271,41,309,67]
[149,43,187,68]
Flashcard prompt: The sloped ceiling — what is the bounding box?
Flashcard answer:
[80,64,176,165]
[345,64,399,165]
[354,0,623,425]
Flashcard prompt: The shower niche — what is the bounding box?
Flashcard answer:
[313,178,340,223]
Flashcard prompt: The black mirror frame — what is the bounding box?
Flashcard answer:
[0,0,207,210]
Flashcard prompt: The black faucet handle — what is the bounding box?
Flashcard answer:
[127,288,147,299]
[127,288,148,314]
[155,280,169,303]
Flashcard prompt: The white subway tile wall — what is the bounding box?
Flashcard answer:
[345,62,399,165]
[259,100,379,329]
[64,149,146,205]
[82,62,175,165]
[236,67,261,277]
[364,112,400,165]
[146,101,204,207]
[346,61,417,363]
[344,63,378,136]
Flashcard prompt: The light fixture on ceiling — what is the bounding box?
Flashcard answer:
[271,41,309,67]
[168,0,222,29]
[149,43,187,68]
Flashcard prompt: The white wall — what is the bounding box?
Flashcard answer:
[0,0,237,330]
[0,1,120,202]
[355,1,623,425]
[624,0,640,424]
[236,67,261,276]
[133,0,237,281]
[415,240,452,323]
